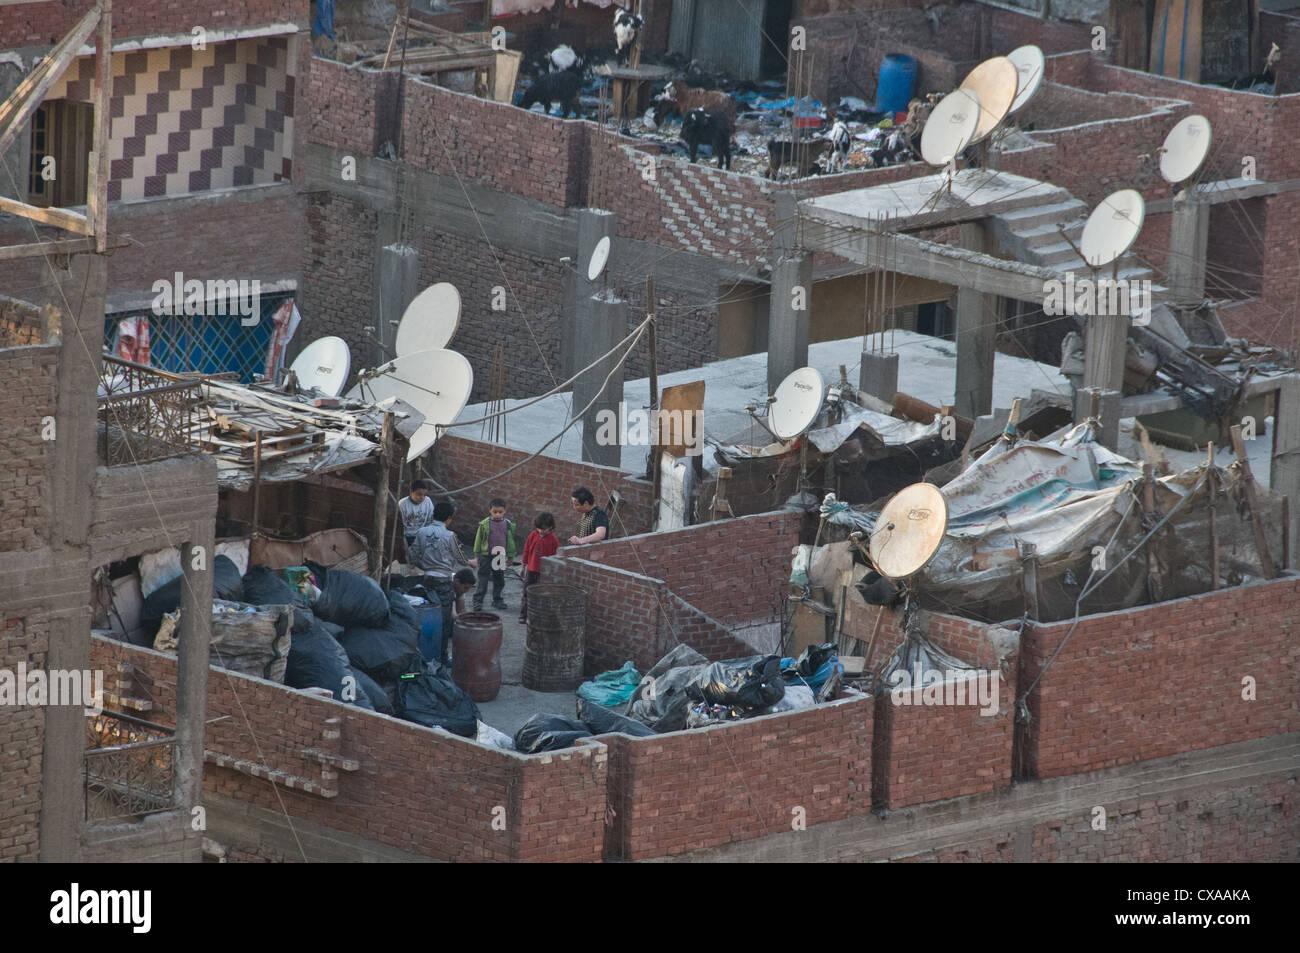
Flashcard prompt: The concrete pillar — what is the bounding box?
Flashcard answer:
[374,242,419,365]
[38,607,90,862]
[859,351,900,403]
[1167,191,1210,306]
[175,520,215,811]
[1272,376,1300,569]
[1074,386,1122,451]
[564,209,617,381]
[768,252,812,394]
[574,291,626,468]
[1083,312,1128,394]
[954,222,996,419]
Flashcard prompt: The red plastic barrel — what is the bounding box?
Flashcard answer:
[452,612,503,702]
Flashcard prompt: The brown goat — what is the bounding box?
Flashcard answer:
[653,81,737,131]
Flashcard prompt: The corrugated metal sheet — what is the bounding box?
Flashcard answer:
[670,0,765,80]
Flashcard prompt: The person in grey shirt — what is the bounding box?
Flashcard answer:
[408,501,478,663]
[398,480,437,548]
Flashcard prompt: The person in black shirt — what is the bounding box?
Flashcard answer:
[568,486,609,545]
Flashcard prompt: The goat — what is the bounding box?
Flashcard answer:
[652,81,737,131]
[519,68,582,118]
[767,138,833,179]
[614,9,643,65]
[681,108,732,169]
[827,119,850,172]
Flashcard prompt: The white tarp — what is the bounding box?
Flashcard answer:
[807,403,942,453]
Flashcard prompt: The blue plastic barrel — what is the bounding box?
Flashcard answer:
[875,54,919,116]
[417,602,443,664]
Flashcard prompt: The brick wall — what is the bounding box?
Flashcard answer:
[0,614,48,860]
[427,434,654,542]
[600,692,873,860]
[305,58,392,156]
[565,510,802,626]
[0,345,57,553]
[0,0,306,46]
[89,635,608,862]
[298,190,378,370]
[1019,575,1300,780]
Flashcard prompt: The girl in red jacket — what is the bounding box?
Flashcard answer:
[519,512,559,623]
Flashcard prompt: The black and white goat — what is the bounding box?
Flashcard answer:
[827,119,851,172]
[614,9,643,64]
[519,67,582,118]
[681,108,731,169]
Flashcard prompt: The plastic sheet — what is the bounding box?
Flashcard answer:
[576,661,641,710]
[686,655,785,710]
[395,666,481,737]
[513,713,592,753]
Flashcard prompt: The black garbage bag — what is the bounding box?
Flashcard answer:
[395,667,480,737]
[578,699,656,737]
[337,616,422,683]
[284,609,364,705]
[687,654,785,711]
[627,644,711,732]
[310,567,389,629]
[242,564,301,606]
[513,713,592,753]
[141,554,244,627]
[350,667,392,715]
[386,588,420,640]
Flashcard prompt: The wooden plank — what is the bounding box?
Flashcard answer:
[1229,423,1276,579]
[0,196,92,234]
[89,0,111,251]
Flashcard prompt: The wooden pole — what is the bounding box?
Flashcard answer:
[251,430,263,535]
[1207,442,1221,590]
[1020,540,1039,620]
[90,0,111,252]
[1229,423,1277,579]
[1141,462,1164,602]
[647,276,661,525]
[712,466,734,520]
[370,411,395,579]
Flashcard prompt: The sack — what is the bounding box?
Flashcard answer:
[577,698,656,737]
[284,610,353,698]
[686,655,785,711]
[576,661,641,711]
[351,667,393,714]
[338,620,422,683]
[242,564,303,607]
[142,554,244,625]
[513,713,592,754]
[395,667,481,737]
[311,568,389,629]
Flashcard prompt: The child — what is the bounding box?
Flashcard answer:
[398,479,436,550]
[472,498,518,611]
[519,512,559,623]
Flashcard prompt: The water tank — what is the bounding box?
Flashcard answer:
[417,602,443,664]
[451,612,503,702]
[875,54,919,116]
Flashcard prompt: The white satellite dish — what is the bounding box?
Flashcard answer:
[587,236,611,282]
[289,336,351,397]
[1159,114,1212,185]
[345,348,474,462]
[1006,45,1045,114]
[869,482,948,581]
[395,282,461,357]
[769,366,825,440]
[959,56,1019,143]
[921,88,981,167]
[1079,189,1146,269]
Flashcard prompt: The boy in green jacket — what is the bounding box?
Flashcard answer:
[472,498,518,611]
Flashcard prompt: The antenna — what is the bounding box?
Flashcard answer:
[1158,114,1212,185]
[1079,189,1146,269]
[345,348,474,462]
[921,88,980,167]
[288,336,351,397]
[868,482,948,581]
[395,282,461,357]
[1006,45,1045,115]
[958,56,1019,143]
[587,235,611,282]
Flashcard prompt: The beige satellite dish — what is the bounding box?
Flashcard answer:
[1079,189,1145,269]
[921,88,981,167]
[869,482,948,581]
[1006,45,1045,115]
[959,57,1018,143]
[1159,114,1212,185]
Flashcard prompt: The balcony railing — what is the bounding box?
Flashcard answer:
[98,355,203,466]
[84,710,176,822]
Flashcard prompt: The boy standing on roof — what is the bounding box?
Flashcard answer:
[472,498,518,611]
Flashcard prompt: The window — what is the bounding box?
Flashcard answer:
[27,99,93,208]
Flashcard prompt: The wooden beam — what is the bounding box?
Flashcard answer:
[0,197,91,234]
[1229,423,1277,579]
[88,0,112,252]
[0,232,131,262]
[0,3,102,156]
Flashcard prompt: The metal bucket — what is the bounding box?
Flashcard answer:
[452,612,503,702]
[522,584,587,692]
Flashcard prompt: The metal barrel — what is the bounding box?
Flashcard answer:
[521,584,587,692]
[452,612,503,702]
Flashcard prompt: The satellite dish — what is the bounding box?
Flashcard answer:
[395,283,461,357]
[345,348,474,462]
[769,366,825,440]
[1079,189,1146,269]
[587,236,611,282]
[1159,114,1212,185]
[959,56,1018,142]
[289,336,351,397]
[1006,45,1045,114]
[869,482,948,581]
[921,88,981,167]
